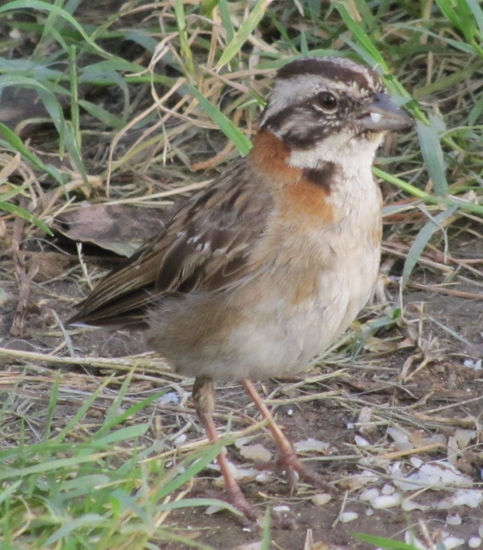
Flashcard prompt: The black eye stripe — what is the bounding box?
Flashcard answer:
[263,94,347,131]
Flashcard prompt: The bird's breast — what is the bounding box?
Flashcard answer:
[227,165,383,377]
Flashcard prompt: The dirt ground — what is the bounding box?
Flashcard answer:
[1,228,482,549]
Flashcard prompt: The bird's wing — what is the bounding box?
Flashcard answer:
[70,160,274,324]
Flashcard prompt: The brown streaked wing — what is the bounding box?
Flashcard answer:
[70,160,273,325]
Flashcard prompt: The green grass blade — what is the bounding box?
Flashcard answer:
[0,452,110,480]
[186,83,252,154]
[261,506,271,549]
[77,99,124,129]
[334,2,387,68]
[416,117,448,196]
[375,167,483,217]
[53,376,114,443]
[155,440,231,501]
[466,0,483,36]
[93,424,150,446]
[43,375,60,440]
[0,200,52,235]
[173,0,195,76]
[0,122,65,187]
[44,514,105,546]
[157,497,239,514]
[402,206,458,288]
[352,532,420,549]
[218,0,235,42]
[217,0,271,68]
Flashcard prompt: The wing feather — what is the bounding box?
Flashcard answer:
[70,160,273,324]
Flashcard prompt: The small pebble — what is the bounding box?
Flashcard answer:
[311,493,332,506]
[469,537,482,548]
[463,358,482,370]
[446,513,462,526]
[235,542,260,550]
[360,488,379,502]
[339,511,358,523]
[255,470,272,483]
[173,434,187,447]
[294,438,329,453]
[442,536,465,549]
[239,443,272,463]
[273,504,290,513]
[382,483,396,495]
[159,391,180,405]
[372,494,401,509]
[401,499,425,512]
[354,435,370,447]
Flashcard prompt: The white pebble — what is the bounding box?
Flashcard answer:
[273,504,290,513]
[173,434,187,447]
[346,422,355,429]
[446,513,462,525]
[372,494,401,509]
[239,444,272,463]
[311,493,332,506]
[387,426,410,444]
[294,438,329,453]
[159,391,180,405]
[360,488,379,502]
[401,499,425,511]
[382,483,396,495]
[255,470,272,483]
[442,536,465,549]
[235,542,261,550]
[354,435,370,447]
[463,358,482,370]
[339,511,358,523]
[469,537,481,548]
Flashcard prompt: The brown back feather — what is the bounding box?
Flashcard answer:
[70,159,274,325]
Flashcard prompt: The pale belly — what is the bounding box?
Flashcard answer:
[218,244,380,381]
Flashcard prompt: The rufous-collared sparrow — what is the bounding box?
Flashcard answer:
[70,56,413,518]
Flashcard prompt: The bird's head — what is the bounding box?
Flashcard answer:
[259,56,413,171]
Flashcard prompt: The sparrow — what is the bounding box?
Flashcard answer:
[70,56,413,518]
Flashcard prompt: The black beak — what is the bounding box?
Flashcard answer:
[358,93,413,132]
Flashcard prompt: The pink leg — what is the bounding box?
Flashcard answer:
[242,378,323,492]
[192,376,256,519]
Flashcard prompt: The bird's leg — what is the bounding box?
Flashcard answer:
[242,378,323,493]
[192,376,255,519]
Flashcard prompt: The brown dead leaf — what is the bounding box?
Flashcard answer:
[54,203,167,256]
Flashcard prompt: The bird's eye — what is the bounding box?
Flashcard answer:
[317,92,338,112]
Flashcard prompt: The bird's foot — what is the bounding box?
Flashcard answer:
[226,484,258,521]
[257,451,329,494]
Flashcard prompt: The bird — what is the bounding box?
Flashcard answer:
[69,56,413,519]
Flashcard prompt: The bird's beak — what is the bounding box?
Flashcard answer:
[358,92,413,132]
